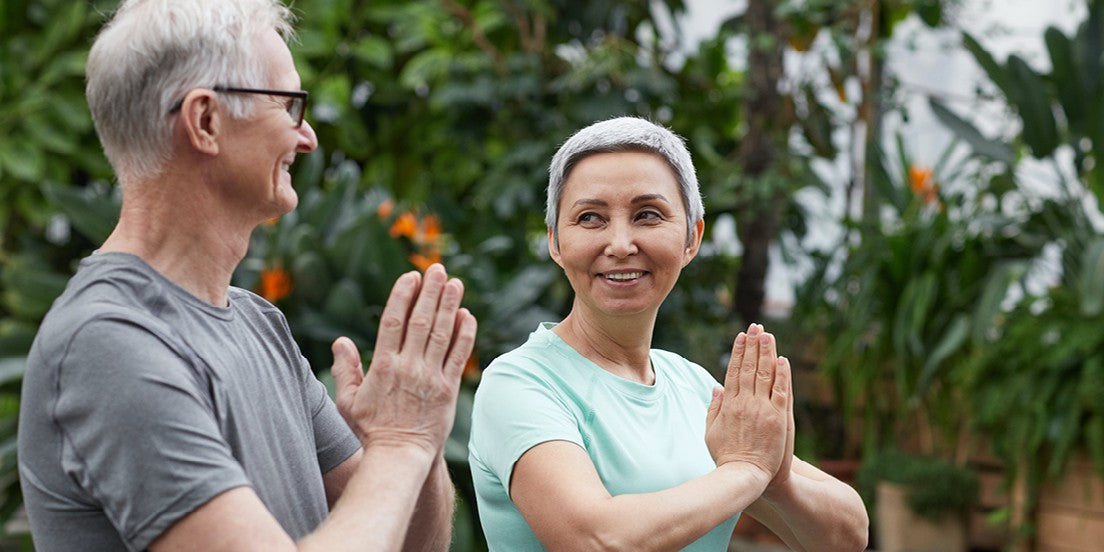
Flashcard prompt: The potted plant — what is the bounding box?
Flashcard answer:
[858,448,980,552]
[960,197,1104,550]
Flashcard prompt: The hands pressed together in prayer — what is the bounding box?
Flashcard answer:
[330,263,478,458]
[706,323,795,496]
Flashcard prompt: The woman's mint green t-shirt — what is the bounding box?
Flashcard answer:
[468,323,740,551]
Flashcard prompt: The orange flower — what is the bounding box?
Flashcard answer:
[377,199,394,220]
[908,165,939,206]
[909,165,932,194]
[258,265,293,303]
[389,212,418,238]
[408,250,442,271]
[463,354,480,379]
[420,214,441,242]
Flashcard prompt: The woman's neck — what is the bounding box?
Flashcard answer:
[553,306,657,385]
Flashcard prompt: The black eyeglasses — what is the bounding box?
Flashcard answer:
[168,86,309,128]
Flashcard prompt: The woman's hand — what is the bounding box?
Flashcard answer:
[705,324,790,486]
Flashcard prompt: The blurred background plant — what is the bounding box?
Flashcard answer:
[3,0,1104,550]
[939,2,1104,541]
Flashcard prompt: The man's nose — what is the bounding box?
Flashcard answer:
[297,119,319,153]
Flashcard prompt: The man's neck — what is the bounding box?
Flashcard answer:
[99,177,254,307]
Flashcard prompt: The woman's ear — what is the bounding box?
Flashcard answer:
[683,218,705,266]
[547,227,564,268]
[178,89,221,156]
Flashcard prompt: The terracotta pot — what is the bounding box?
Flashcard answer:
[875,481,967,552]
[1029,455,1104,552]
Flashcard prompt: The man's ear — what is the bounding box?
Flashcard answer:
[547,227,564,268]
[178,90,221,156]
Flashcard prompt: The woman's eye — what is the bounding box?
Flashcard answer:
[636,210,662,221]
[579,213,600,224]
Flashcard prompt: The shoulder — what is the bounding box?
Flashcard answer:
[228,286,293,331]
[228,286,280,313]
[483,324,564,376]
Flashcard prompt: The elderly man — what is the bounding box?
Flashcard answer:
[17,1,476,550]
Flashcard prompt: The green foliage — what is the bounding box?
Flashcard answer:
[0,0,115,255]
[931,4,1104,530]
[795,136,1046,457]
[857,448,979,520]
[961,2,1104,202]
[959,195,1104,519]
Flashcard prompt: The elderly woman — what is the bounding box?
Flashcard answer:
[468,117,868,551]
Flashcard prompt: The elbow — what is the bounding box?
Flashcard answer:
[836,505,870,552]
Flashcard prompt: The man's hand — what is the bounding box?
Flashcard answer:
[704,324,790,484]
[331,264,477,456]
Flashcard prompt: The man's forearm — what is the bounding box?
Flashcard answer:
[301,445,437,552]
[401,456,455,552]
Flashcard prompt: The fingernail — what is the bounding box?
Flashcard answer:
[760,334,771,345]
[735,333,746,346]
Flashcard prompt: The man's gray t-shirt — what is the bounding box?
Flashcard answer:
[17,252,361,551]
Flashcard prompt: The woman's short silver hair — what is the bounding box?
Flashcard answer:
[546,117,704,246]
[85,0,295,183]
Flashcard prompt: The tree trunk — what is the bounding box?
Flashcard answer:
[735,0,788,325]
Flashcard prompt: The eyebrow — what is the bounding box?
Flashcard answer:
[571,194,671,208]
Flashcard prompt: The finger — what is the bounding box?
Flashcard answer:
[442,308,477,382]
[424,278,464,367]
[403,264,448,352]
[755,332,778,396]
[706,386,723,426]
[738,324,761,396]
[772,355,791,410]
[375,271,421,355]
[723,332,747,397]
[330,336,363,399]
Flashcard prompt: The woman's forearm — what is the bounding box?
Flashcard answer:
[752,458,869,552]
[541,461,771,552]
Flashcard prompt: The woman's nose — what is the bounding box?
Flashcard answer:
[604,221,638,258]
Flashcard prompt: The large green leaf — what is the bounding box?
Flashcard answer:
[867,141,908,214]
[41,181,120,244]
[0,258,69,320]
[928,98,1014,164]
[918,314,968,395]
[1045,27,1085,137]
[961,32,1014,98]
[0,139,44,182]
[1007,55,1059,158]
[1078,1,1104,95]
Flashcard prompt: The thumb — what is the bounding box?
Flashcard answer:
[706,386,723,427]
[330,336,363,396]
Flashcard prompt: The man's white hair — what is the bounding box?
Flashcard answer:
[546,117,704,246]
[85,0,295,183]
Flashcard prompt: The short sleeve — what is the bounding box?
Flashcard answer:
[304,370,360,473]
[259,296,358,474]
[469,360,583,496]
[54,317,250,551]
